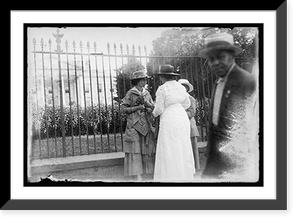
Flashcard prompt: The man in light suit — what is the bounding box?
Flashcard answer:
[199,33,257,179]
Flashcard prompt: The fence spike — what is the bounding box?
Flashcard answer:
[65,40,68,49]
[144,45,147,54]
[93,42,97,50]
[113,43,116,51]
[33,38,36,46]
[107,42,110,51]
[73,40,76,48]
[79,40,83,49]
[126,44,129,53]
[120,43,123,52]
[87,41,90,49]
[48,39,52,51]
[41,38,45,50]
[138,45,141,54]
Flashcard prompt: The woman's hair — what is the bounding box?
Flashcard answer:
[131,78,145,86]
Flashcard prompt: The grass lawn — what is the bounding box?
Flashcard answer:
[31,133,124,160]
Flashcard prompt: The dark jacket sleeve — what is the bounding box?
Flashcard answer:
[121,91,138,114]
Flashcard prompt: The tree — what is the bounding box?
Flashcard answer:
[148,27,258,98]
[150,27,258,63]
[114,27,258,101]
[148,28,210,99]
[151,28,205,57]
[114,58,145,101]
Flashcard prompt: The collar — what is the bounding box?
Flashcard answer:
[216,63,235,84]
[130,86,145,96]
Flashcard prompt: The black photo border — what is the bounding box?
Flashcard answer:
[4,1,286,210]
[23,22,264,188]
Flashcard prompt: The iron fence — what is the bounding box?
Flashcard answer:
[28,29,243,160]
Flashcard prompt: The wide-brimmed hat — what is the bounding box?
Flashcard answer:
[178,79,194,93]
[199,33,242,58]
[131,70,148,80]
[155,65,179,76]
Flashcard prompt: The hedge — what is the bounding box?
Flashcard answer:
[31,104,127,140]
[31,104,208,140]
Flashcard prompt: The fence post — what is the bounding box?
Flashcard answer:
[53,29,66,157]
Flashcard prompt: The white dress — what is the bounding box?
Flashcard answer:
[152,80,195,181]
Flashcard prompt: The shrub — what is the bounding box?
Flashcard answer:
[32,104,127,140]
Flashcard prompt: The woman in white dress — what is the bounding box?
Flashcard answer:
[152,65,195,181]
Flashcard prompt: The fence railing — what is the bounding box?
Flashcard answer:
[28,29,237,160]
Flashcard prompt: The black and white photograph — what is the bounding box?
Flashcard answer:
[26,25,261,184]
[5,4,290,214]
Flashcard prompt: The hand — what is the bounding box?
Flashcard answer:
[144,101,153,108]
[136,104,145,110]
[136,96,145,105]
[144,107,153,113]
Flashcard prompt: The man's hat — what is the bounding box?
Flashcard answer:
[178,79,194,93]
[131,70,148,80]
[155,65,179,76]
[199,33,242,58]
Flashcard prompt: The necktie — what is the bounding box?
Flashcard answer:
[212,78,225,125]
[212,63,235,126]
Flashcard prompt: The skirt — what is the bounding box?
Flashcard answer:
[124,131,156,176]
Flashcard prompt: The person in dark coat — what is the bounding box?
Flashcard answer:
[199,32,257,180]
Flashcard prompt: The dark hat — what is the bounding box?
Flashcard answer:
[199,33,242,58]
[131,70,148,80]
[155,65,179,76]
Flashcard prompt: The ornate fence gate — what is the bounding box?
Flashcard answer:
[28,29,216,160]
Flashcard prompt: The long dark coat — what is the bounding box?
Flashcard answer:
[202,64,257,178]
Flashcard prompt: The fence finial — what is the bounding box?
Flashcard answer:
[40,38,44,50]
[120,43,123,53]
[87,41,90,52]
[48,39,52,51]
[53,28,64,53]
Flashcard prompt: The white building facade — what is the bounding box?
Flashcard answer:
[29,54,118,110]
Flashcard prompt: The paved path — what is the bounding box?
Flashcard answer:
[30,142,208,183]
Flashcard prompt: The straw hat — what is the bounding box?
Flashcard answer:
[131,70,148,80]
[178,79,194,93]
[199,33,242,58]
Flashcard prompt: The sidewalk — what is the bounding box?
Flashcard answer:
[28,141,208,183]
